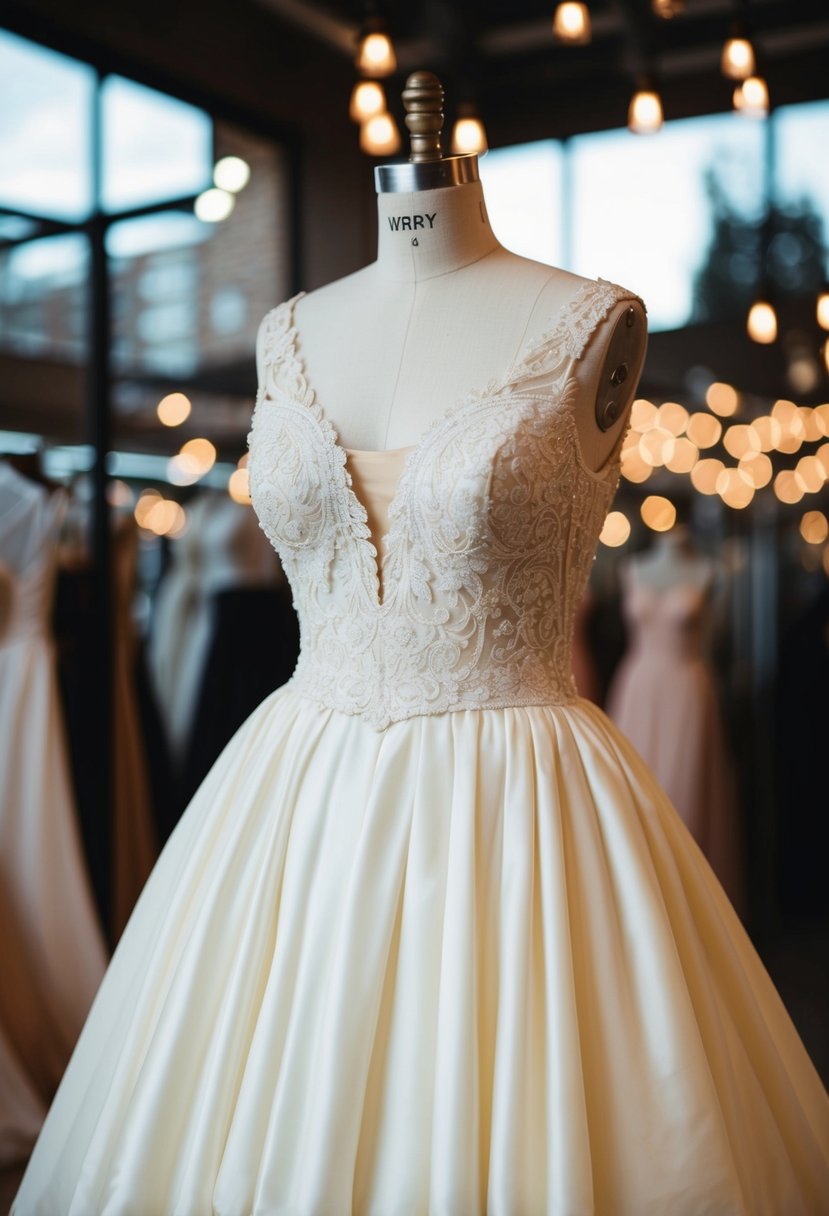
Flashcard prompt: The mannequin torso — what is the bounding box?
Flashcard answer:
[258,176,647,472]
[626,527,715,593]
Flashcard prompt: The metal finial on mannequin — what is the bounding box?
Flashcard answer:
[374,70,480,193]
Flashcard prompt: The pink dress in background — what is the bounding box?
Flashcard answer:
[607,579,744,913]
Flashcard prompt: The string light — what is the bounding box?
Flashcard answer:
[738,452,772,489]
[796,455,825,494]
[552,3,591,44]
[705,382,739,417]
[599,511,631,547]
[194,188,234,223]
[686,413,722,448]
[156,392,191,427]
[657,401,689,436]
[716,467,754,509]
[691,458,725,495]
[630,398,658,430]
[773,470,804,504]
[212,156,250,192]
[638,426,676,467]
[229,468,251,504]
[179,437,216,475]
[641,496,676,531]
[800,511,829,545]
[723,424,761,459]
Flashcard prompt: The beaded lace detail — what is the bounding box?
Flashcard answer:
[247,276,645,730]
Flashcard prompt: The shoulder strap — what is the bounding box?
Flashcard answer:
[256,292,306,369]
[508,277,647,389]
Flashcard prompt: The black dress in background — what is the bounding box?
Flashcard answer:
[178,583,300,810]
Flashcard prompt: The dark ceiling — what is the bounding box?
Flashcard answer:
[4,0,829,149]
[251,0,829,143]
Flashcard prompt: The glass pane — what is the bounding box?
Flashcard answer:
[108,122,290,465]
[774,100,829,265]
[480,140,564,267]
[0,30,94,221]
[101,76,213,214]
[570,112,765,331]
[0,232,89,459]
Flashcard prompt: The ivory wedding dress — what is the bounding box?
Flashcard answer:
[13,278,829,1215]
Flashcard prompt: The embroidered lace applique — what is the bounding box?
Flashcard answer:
[247,276,645,730]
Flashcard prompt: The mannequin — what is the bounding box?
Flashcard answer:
[258,73,647,491]
[623,524,715,592]
[607,524,743,911]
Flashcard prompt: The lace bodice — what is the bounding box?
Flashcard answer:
[247,277,645,730]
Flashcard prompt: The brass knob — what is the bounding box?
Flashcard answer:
[402,71,444,163]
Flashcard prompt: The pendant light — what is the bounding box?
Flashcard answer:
[628,74,663,134]
[747,298,777,344]
[733,75,769,117]
[349,79,386,123]
[359,111,402,157]
[552,3,591,45]
[721,23,756,80]
[450,103,488,156]
[355,16,397,77]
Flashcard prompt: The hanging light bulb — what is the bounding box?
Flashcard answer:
[349,79,386,123]
[450,104,488,155]
[721,24,756,80]
[651,0,684,16]
[733,75,769,117]
[628,75,663,134]
[359,111,402,157]
[355,18,396,77]
[747,299,777,344]
[552,3,591,45]
[816,285,829,330]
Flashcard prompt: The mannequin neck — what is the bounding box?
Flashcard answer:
[654,526,695,558]
[375,179,501,282]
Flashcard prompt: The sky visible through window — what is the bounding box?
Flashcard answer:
[481,103,829,332]
[0,29,213,282]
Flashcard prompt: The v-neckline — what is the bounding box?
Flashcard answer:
[273,277,603,612]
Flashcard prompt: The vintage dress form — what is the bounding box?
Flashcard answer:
[13,151,829,1214]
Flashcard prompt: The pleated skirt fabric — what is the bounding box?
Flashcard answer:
[12,688,829,1215]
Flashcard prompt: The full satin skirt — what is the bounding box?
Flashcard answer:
[12,688,829,1215]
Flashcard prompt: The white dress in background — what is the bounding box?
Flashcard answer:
[0,463,107,1120]
[12,281,829,1215]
